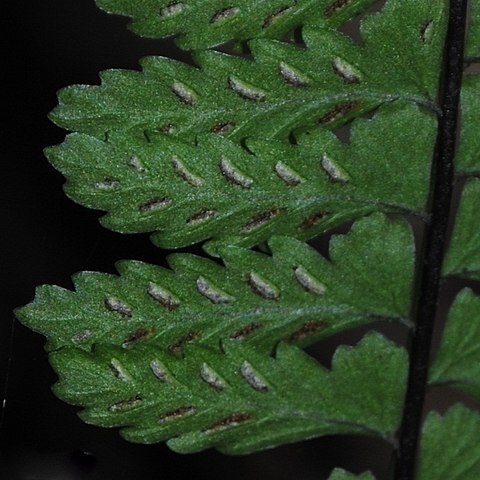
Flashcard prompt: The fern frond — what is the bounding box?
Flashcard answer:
[46,102,435,248]
[50,0,445,146]
[456,76,480,175]
[16,214,414,354]
[418,405,480,480]
[443,179,480,280]
[429,289,480,400]
[328,470,375,480]
[15,0,480,473]
[49,332,407,453]
[467,0,480,60]
[96,0,379,49]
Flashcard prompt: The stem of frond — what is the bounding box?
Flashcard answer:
[394,1,468,479]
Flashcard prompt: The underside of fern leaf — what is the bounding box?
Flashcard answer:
[50,1,445,143]
[95,0,380,49]
[50,332,407,453]
[15,0,480,477]
[46,103,435,248]
[17,214,414,355]
[43,0,446,250]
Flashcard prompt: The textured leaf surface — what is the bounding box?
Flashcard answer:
[50,333,407,453]
[46,103,435,248]
[50,0,445,145]
[456,75,480,174]
[443,179,480,279]
[467,0,480,59]
[328,469,375,480]
[17,214,414,354]
[96,0,379,49]
[429,289,480,400]
[16,0,477,468]
[418,405,480,480]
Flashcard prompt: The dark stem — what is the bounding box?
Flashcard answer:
[394,1,468,479]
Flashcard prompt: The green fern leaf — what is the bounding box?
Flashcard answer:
[429,289,480,400]
[418,405,480,480]
[95,0,379,49]
[16,214,414,354]
[48,332,407,453]
[467,0,480,60]
[456,76,480,175]
[50,0,445,145]
[46,102,435,248]
[328,469,375,480]
[443,179,480,280]
[14,0,480,473]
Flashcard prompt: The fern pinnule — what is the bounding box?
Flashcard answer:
[45,103,435,248]
[49,332,407,453]
[16,214,414,356]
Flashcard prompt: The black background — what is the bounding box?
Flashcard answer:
[0,2,398,479]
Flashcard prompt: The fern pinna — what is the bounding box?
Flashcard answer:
[15,0,480,478]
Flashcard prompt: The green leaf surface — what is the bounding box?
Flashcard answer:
[50,0,445,146]
[328,469,375,480]
[418,405,480,480]
[96,0,379,49]
[467,0,480,60]
[46,102,435,248]
[443,179,480,280]
[16,214,414,354]
[16,0,479,470]
[429,289,480,400]
[456,75,480,175]
[50,332,407,453]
